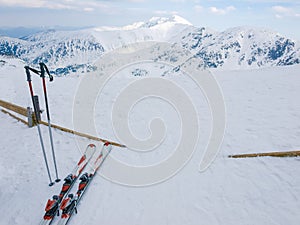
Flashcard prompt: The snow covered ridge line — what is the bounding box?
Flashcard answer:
[0,32,104,75]
[0,15,299,74]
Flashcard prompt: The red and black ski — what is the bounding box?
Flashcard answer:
[39,144,97,225]
[57,142,112,225]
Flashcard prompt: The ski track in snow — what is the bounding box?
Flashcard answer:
[0,58,300,225]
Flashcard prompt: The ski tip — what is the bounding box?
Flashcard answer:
[55,178,61,183]
[104,141,110,146]
[49,182,55,187]
[88,144,96,148]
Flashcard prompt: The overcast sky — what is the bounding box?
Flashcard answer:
[0,0,299,40]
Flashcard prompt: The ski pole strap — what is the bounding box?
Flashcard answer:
[40,63,53,82]
[25,64,54,82]
[25,65,41,76]
[24,66,32,82]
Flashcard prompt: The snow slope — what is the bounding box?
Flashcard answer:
[0,54,300,225]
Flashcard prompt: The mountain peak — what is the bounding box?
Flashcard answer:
[142,15,192,28]
[170,15,193,25]
[93,15,192,31]
[120,15,192,30]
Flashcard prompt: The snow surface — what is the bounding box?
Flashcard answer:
[0,56,300,225]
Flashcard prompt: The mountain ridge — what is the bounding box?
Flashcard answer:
[0,15,299,74]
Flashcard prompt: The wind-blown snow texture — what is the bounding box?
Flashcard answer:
[0,16,300,225]
[1,53,300,225]
[0,15,299,75]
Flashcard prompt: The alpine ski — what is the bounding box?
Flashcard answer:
[57,142,112,225]
[39,144,97,225]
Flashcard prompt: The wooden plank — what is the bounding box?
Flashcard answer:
[0,99,28,117]
[229,151,300,158]
[0,99,126,148]
[1,109,29,126]
[39,120,126,148]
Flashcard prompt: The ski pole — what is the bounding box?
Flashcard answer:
[39,63,60,183]
[25,66,54,186]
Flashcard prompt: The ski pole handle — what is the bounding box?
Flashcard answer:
[40,63,46,78]
[24,66,32,82]
[40,63,53,82]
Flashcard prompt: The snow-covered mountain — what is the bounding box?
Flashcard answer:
[0,30,104,75]
[0,15,299,74]
[178,26,300,70]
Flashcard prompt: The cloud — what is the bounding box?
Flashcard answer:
[0,0,41,8]
[154,10,179,15]
[194,5,203,13]
[128,0,145,2]
[0,0,109,11]
[272,5,291,13]
[272,5,300,18]
[0,0,71,9]
[209,6,236,15]
[239,0,298,3]
[84,7,94,12]
[169,0,186,2]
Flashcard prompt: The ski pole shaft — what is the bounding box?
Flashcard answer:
[40,63,60,182]
[25,66,54,186]
[47,116,60,182]
[36,123,54,186]
[42,77,51,120]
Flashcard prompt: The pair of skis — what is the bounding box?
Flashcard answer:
[25,63,59,186]
[58,142,112,225]
[39,143,96,225]
[40,143,112,225]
